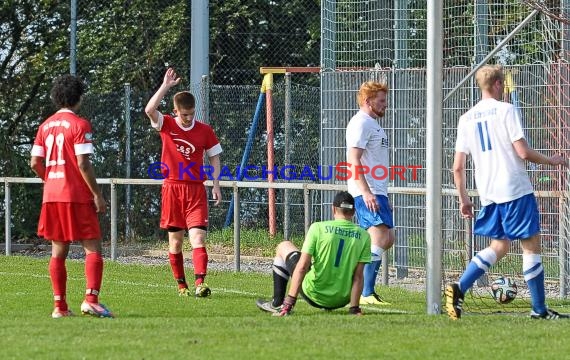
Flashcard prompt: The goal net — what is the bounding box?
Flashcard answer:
[321,0,570,314]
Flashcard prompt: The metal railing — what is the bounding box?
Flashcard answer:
[2,177,569,296]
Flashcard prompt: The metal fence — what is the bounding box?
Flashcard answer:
[319,64,570,288]
[3,176,570,297]
[116,78,321,239]
[2,63,570,295]
[3,1,570,309]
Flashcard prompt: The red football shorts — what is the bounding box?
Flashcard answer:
[160,181,208,230]
[38,202,101,241]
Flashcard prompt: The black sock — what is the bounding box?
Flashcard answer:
[272,264,289,307]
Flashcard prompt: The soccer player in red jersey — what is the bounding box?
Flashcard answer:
[30,74,113,318]
[145,68,222,297]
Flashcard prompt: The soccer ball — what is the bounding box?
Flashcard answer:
[491,277,517,304]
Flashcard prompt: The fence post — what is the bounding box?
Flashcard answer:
[124,83,132,242]
[233,184,240,272]
[283,72,291,240]
[304,186,311,234]
[265,74,276,237]
[110,181,117,260]
[560,195,567,298]
[381,251,389,285]
[200,75,209,124]
[4,181,11,256]
[70,0,77,74]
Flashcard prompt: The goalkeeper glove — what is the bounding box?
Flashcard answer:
[348,306,363,315]
[274,295,297,317]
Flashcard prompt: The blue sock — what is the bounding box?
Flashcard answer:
[458,247,497,294]
[363,246,383,296]
[524,254,546,315]
[363,260,381,296]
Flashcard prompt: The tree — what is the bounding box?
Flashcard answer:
[0,0,322,239]
[0,1,70,237]
[210,0,320,85]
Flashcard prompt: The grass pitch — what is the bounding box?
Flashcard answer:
[2,256,570,359]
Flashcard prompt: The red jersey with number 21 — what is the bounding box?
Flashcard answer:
[155,114,222,182]
[31,110,95,203]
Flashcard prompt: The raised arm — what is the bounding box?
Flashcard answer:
[144,68,181,126]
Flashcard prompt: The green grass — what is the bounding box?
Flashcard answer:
[3,256,570,360]
[128,228,305,257]
[207,227,305,256]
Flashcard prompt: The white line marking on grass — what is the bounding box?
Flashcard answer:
[214,287,262,297]
[0,271,264,297]
[0,271,52,279]
[360,305,411,314]
[1,271,413,313]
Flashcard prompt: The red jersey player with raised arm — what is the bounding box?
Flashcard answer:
[30,74,113,318]
[145,67,222,298]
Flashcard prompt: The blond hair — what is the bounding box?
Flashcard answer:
[475,65,504,92]
[357,81,389,107]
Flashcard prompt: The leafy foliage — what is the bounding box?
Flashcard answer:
[0,1,321,240]
[210,0,320,84]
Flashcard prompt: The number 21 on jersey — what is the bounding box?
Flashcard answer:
[477,121,492,152]
[45,133,66,167]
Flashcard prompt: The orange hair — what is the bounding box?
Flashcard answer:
[357,81,389,107]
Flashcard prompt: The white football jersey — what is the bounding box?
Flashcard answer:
[455,98,533,205]
[346,110,390,197]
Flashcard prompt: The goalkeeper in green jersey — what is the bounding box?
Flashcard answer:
[256,191,371,316]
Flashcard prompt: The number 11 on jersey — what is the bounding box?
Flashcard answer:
[477,121,492,152]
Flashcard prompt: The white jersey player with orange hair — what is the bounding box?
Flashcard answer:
[345,81,395,305]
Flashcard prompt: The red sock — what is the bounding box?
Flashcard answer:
[49,257,67,311]
[85,252,103,303]
[192,247,208,286]
[169,252,187,289]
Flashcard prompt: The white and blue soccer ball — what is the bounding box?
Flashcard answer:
[491,276,517,304]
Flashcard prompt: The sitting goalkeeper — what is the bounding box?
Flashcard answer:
[256,191,371,316]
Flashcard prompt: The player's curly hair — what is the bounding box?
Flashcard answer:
[475,65,505,91]
[357,81,389,107]
[173,91,196,110]
[50,74,85,109]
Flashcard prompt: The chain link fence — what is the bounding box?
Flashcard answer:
[0,1,321,241]
[3,1,570,305]
[79,77,321,243]
[319,0,570,307]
